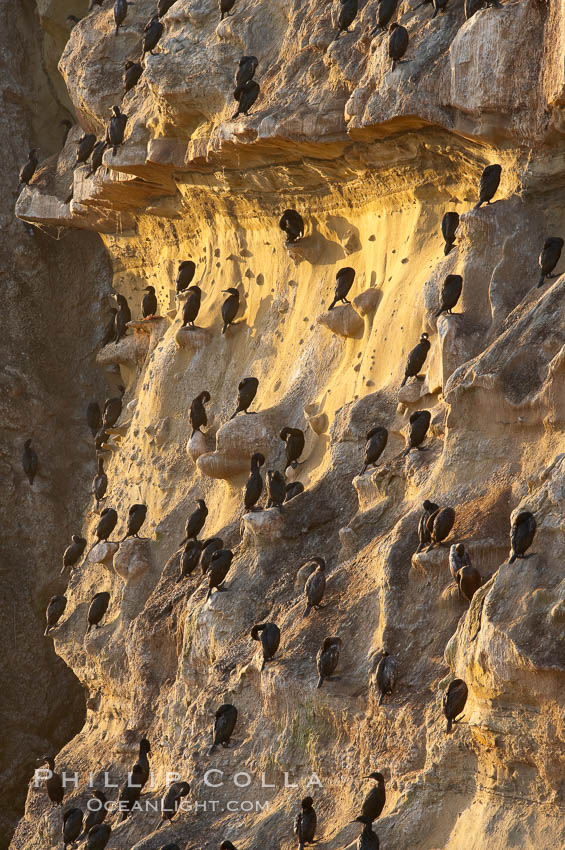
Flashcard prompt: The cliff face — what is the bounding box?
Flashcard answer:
[9,0,565,849]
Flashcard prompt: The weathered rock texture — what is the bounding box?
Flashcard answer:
[7,0,565,848]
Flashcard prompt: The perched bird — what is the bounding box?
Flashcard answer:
[352,815,380,849]
[87,141,107,176]
[92,458,107,510]
[220,0,236,19]
[106,106,127,155]
[509,511,536,563]
[303,556,326,617]
[87,592,110,633]
[142,285,158,318]
[177,540,202,582]
[45,595,67,636]
[18,149,39,187]
[436,274,463,317]
[230,377,259,417]
[190,390,211,435]
[537,237,563,287]
[221,288,240,333]
[401,333,430,386]
[103,396,122,428]
[206,549,234,600]
[60,119,73,146]
[134,738,151,787]
[210,704,238,753]
[75,134,97,168]
[244,452,265,511]
[266,470,285,510]
[251,622,280,670]
[114,0,132,33]
[449,543,471,579]
[294,796,317,849]
[416,499,439,552]
[328,266,355,310]
[114,293,131,343]
[142,15,164,57]
[235,55,258,89]
[117,763,145,821]
[388,22,409,69]
[41,756,64,805]
[361,427,388,474]
[200,537,224,573]
[93,508,118,548]
[63,807,83,847]
[232,80,260,119]
[85,824,111,850]
[375,652,397,705]
[431,0,449,17]
[122,503,147,540]
[372,0,398,34]
[404,410,431,453]
[181,285,202,327]
[443,678,468,733]
[316,636,342,687]
[474,164,502,208]
[280,427,305,470]
[160,781,190,825]
[441,211,459,255]
[427,506,455,549]
[279,209,304,242]
[158,0,178,15]
[360,772,386,821]
[124,60,143,93]
[180,499,208,544]
[61,535,87,575]
[285,481,304,501]
[22,439,38,485]
[336,0,358,38]
[457,565,481,603]
[80,790,107,836]
[176,260,196,293]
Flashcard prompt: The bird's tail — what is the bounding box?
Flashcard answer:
[261,658,266,672]
[378,692,384,706]
[473,200,483,210]
[176,573,184,584]
[435,307,444,317]
[208,742,217,755]
[222,323,227,334]
[446,717,453,734]
[206,588,212,601]
[86,623,92,634]
[316,676,323,689]
[508,552,516,564]
[400,375,407,387]
[113,145,118,155]
[303,604,312,618]
[360,464,367,475]
[44,626,50,637]
[229,409,238,420]
[231,109,240,120]
[537,274,545,288]
[444,242,454,256]
[327,298,337,311]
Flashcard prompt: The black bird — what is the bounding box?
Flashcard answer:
[244,452,265,511]
[106,105,127,155]
[61,535,87,574]
[134,738,151,787]
[63,807,84,847]
[388,22,408,68]
[352,815,380,849]
[60,119,73,146]
[93,508,118,548]
[176,260,196,293]
[537,237,563,287]
[375,652,397,705]
[75,134,97,168]
[200,537,224,573]
[436,274,463,317]
[509,511,536,563]
[114,293,131,342]
[361,427,388,474]
[443,678,468,733]
[426,506,455,550]
[142,285,158,318]
[266,469,285,510]
[158,0,178,15]
[449,542,471,579]
[303,556,326,616]
[142,15,164,57]
[88,141,107,176]
[328,266,355,310]
[177,539,202,582]
[220,0,236,20]
[210,704,238,753]
[416,499,439,552]
[294,796,317,848]
[87,592,110,633]
[251,622,280,670]
[123,503,147,540]
[85,824,111,850]
[114,0,132,33]
[124,60,143,93]
[45,595,67,636]
[360,772,386,821]
[279,209,304,242]
[457,565,481,603]
[81,790,107,836]
[401,333,430,386]
[230,376,259,417]
[431,0,449,17]
[117,763,144,821]
[103,395,122,428]
[235,55,258,89]
[441,211,459,255]
[404,410,431,453]
[474,164,502,208]
[22,439,38,485]
[181,285,203,327]
[280,427,305,469]
[93,458,107,510]
[336,0,358,37]
[221,287,240,333]
[316,636,342,687]
[18,149,39,187]
[285,481,304,501]
[371,0,398,34]
[180,499,208,544]
[190,390,211,435]
[160,780,190,825]
[42,756,64,805]
[232,80,260,118]
[206,549,234,600]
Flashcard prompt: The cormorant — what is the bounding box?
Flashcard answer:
[122,503,147,540]
[303,556,326,616]
[93,458,107,510]
[45,595,67,636]
[360,772,386,821]
[142,285,158,318]
[41,756,64,805]
[230,377,259,417]
[279,209,304,242]
[81,790,107,836]
[124,60,143,93]
[336,0,358,37]
[176,260,196,293]
[441,211,459,255]
[75,134,97,168]
[285,481,304,501]
[88,140,107,176]
[221,288,240,333]
[404,410,431,453]
[22,439,38,485]
[426,506,455,549]
[160,781,190,825]
[142,16,164,57]
[190,390,211,435]
[416,500,439,552]
[457,565,481,603]
[474,164,501,208]
[177,539,202,582]
[280,427,305,469]
[250,622,280,670]
[103,395,122,428]
[63,808,84,847]
[266,469,285,510]
[443,678,468,733]
[134,738,151,787]
[232,80,260,118]
[294,796,317,848]
[400,333,430,386]
[328,267,355,310]
[87,592,110,632]
[235,55,258,89]
[93,508,118,548]
[389,22,409,68]
[18,149,39,187]
[436,274,463,316]
[117,763,144,821]
[181,285,202,327]
[376,652,397,705]
[206,549,234,600]
[352,815,380,849]
[180,499,208,544]
[244,452,265,511]
[85,824,111,850]
[509,511,536,563]
[200,537,224,573]
[210,704,238,754]
[114,0,132,33]
[448,542,471,579]
[371,0,398,34]
[61,535,87,574]
[220,0,236,19]
[537,237,563,287]
[106,105,127,155]
[316,636,342,687]
[158,0,178,15]
[361,427,388,474]
[60,119,73,146]
[114,293,131,342]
